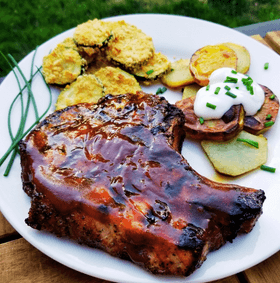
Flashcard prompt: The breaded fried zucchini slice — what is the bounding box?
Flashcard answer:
[132,52,171,85]
[42,37,85,85]
[189,44,237,86]
[95,66,142,95]
[161,59,195,88]
[223,42,250,74]
[175,96,244,141]
[85,50,114,75]
[74,19,112,48]
[106,20,155,70]
[55,74,104,110]
[244,85,279,135]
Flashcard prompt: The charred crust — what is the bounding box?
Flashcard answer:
[178,224,204,252]
[232,190,266,220]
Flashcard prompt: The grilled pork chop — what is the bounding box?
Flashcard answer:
[19,92,265,276]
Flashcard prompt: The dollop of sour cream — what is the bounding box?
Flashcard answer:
[194,68,265,120]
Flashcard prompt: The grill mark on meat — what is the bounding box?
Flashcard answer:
[19,91,265,276]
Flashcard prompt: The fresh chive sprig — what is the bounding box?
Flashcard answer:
[237,138,259,148]
[0,50,52,176]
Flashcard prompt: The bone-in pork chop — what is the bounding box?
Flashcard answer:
[19,92,265,276]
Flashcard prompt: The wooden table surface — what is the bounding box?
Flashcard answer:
[1,31,280,283]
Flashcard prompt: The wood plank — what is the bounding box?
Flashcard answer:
[243,250,280,283]
[0,238,113,283]
[0,211,17,239]
[0,237,241,283]
[251,34,273,49]
[264,31,280,54]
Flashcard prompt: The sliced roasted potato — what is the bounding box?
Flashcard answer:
[161,59,195,88]
[74,19,112,48]
[95,66,142,95]
[182,84,202,99]
[244,85,279,135]
[42,38,85,85]
[132,52,171,85]
[175,96,244,141]
[106,20,155,70]
[201,131,268,176]
[223,42,250,74]
[55,74,104,110]
[189,44,237,86]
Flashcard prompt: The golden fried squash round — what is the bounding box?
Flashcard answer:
[42,38,85,85]
[55,74,104,110]
[106,20,155,70]
[74,19,112,48]
[95,66,142,95]
[132,52,171,85]
[244,85,279,135]
[85,50,114,75]
[189,44,238,86]
[175,96,244,141]
[161,59,195,88]
[223,42,250,74]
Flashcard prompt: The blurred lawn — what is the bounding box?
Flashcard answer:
[1,0,280,77]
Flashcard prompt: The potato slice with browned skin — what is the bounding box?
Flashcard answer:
[161,59,195,88]
[189,44,238,86]
[223,42,250,74]
[244,85,279,135]
[201,131,268,176]
[175,95,244,141]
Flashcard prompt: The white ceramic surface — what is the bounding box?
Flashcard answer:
[0,14,280,283]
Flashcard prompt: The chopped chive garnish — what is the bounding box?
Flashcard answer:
[206,85,210,91]
[206,102,216,110]
[214,87,220,94]
[225,91,237,98]
[224,76,238,83]
[237,138,259,148]
[156,86,167,95]
[199,117,204,124]
[231,70,238,74]
[264,62,269,70]
[270,94,275,100]
[260,165,276,173]
[235,86,239,89]
[146,69,154,75]
[224,85,231,91]
[264,121,275,127]
[266,114,272,120]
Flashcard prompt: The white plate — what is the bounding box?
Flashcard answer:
[0,14,280,283]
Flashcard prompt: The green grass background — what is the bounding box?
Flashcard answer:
[1,0,280,77]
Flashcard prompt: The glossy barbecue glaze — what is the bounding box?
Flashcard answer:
[19,92,265,276]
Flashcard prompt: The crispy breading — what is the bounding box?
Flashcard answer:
[95,66,142,95]
[85,50,114,74]
[74,19,112,48]
[42,38,85,85]
[132,52,171,85]
[106,20,155,70]
[55,74,104,110]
